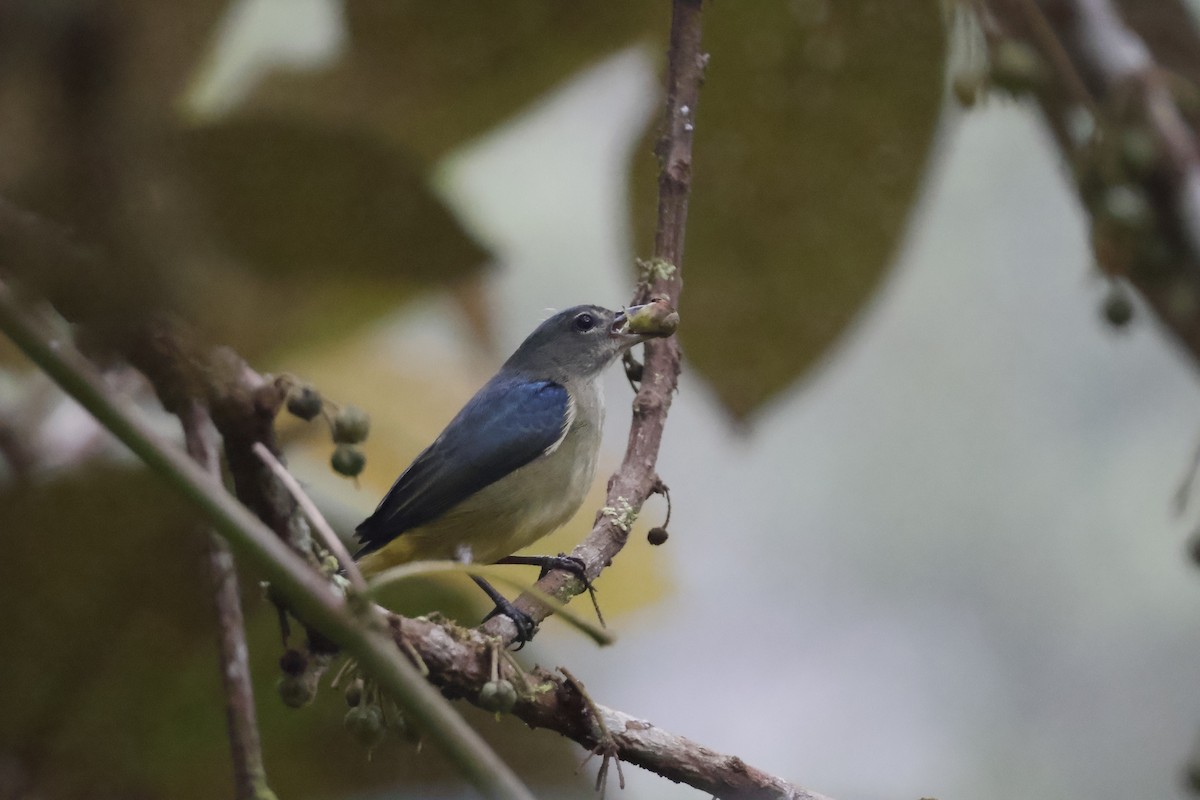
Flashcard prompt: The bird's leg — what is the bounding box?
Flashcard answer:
[495,554,607,629]
[473,576,537,647]
[494,554,591,588]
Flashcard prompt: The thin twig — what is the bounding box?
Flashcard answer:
[482,0,699,645]
[180,402,276,800]
[251,441,368,594]
[560,667,623,799]
[1013,0,1098,112]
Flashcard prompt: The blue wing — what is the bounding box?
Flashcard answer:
[354,378,570,557]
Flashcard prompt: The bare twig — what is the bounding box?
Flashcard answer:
[252,441,368,594]
[481,0,698,645]
[180,402,276,800]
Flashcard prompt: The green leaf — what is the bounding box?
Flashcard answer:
[179,117,487,283]
[174,116,492,357]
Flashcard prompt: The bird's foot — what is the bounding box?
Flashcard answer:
[482,599,538,649]
[494,553,592,589]
[537,554,590,586]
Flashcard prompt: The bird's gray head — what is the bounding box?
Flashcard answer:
[503,304,648,381]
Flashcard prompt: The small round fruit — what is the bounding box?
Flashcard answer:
[331,444,366,477]
[344,705,386,749]
[626,300,680,337]
[286,385,323,421]
[1102,287,1134,328]
[478,679,517,714]
[277,675,315,708]
[333,405,371,444]
[990,40,1045,95]
[279,648,307,676]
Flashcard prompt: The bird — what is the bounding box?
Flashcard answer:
[354,303,656,643]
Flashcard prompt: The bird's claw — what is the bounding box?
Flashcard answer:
[482,599,538,648]
[537,553,591,588]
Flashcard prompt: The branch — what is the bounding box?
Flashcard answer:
[0,280,537,800]
[0,276,832,800]
[389,614,833,800]
[480,0,698,645]
[982,0,1200,363]
[180,401,276,800]
[0,3,834,795]
[253,441,368,594]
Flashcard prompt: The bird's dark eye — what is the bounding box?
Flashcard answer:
[573,313,596,332]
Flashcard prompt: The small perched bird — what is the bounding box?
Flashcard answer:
[354,303,656,642]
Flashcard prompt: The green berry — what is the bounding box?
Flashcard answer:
[952,70,985,108]
[1102,185,1152,233]
[625,299,680,337]
[332,405,371,444]
[1120,128,1159,178]
[1102,287,1134,328]
[279,648,306,676]
[344,705,386,749]
[277,674,315,708]
[478,679,517,714]
[286,385,323,421]
[989,40,1046,96]
[331,444,366,477]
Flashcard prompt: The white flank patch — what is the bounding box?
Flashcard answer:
[542,392,576,456]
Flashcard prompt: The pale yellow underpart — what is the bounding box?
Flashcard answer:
[356,404,599,577]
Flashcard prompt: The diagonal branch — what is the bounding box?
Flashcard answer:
[982,0,1200,364]
[179,401,277,800]
[481,0,700,645]
[0,280,537,800]
[390,614,834,800]
[0,272,833,800]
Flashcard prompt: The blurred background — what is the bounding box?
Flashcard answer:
[3,1,1200,798]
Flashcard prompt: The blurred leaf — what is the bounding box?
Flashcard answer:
[113,0,233,111]
[0,468,223,798]
[174,116,492,357]
[2,0,496,361]
[245,2,662,161]
[179,117,486,283]
[633,0,944,419]
[367,561,614,645]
